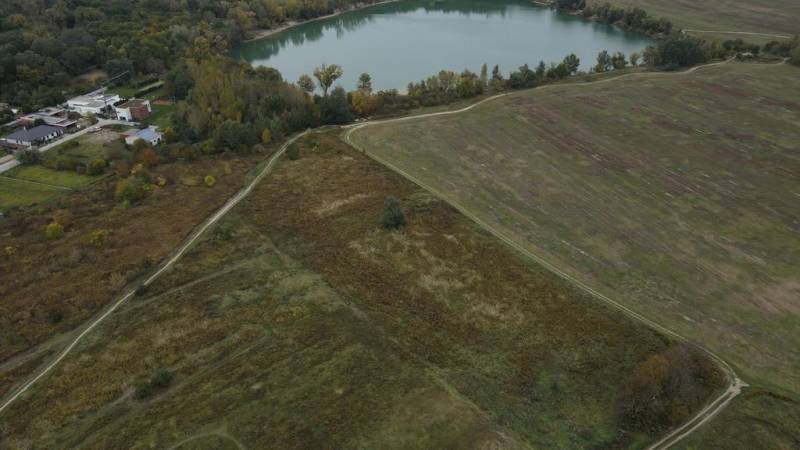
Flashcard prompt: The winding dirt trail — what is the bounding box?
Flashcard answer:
[343,59,762,449]
[0,130,309,417]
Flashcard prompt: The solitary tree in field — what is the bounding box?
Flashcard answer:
[382,196,406,230]
[313,64,343,97]
[298,74,315,94]
[357,73,373,93]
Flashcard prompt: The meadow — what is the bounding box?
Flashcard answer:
[349,60,800,447]
[0,134,722,448]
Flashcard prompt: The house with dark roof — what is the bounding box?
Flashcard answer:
[1,125,64,147]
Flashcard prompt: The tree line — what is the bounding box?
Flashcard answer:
[0,0,386,111]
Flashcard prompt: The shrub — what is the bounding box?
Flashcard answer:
[89,229,111,248]
[135,284,149,296]
[114,179,146,203]
[115,162,131,178]
[137,148,159,168]
[44,222,64,240]
[382,196,406,230]
[46,309,63,324]
[204,175,216,187]
[134,369,174,399]
[87,158,107,175]
[16,149,40,165]
[614,343,722,433]
[261,128,272,145]
[286,143,300,160]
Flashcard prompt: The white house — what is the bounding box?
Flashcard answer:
[124,127,163,146]
[115,99,152,121]
[1,125,64,147]
[67,92,121,116]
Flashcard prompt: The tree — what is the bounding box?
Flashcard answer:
[204,175,216,187]
[261,128,272,145]
[357,72,372,93]
[630,52,641,66]
[137,148,159,167]
[351,90,380,117]
[320,86,352,124]
[214,120,252,151]
[313,63,343,97]
[611,52,628,69]
[298,74,316,94]
[115,179,145,203]
[104,59,133,86]
[563,54,580,75]
[595,50,612,72]
[16,148,40,165]
[479,63,489,88]
[490,65,504,90]
[286,143,300,160]
[382,196,406,229]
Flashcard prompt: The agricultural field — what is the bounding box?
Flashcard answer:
[587,0,800,42]
[348,60,800,447]
[0,134,723,449]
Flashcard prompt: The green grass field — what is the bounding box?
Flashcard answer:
[349,61,800,447]
[6,165,100,189]
[0,134,721,448]
[588,0,800,41]
[0,177,65,208]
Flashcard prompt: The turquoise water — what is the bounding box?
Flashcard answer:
[232,0,653,92]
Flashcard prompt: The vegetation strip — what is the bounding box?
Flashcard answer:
[0,130,309,416]
[342,60,751,449]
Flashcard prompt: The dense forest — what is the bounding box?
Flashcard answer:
[0,0,383,110]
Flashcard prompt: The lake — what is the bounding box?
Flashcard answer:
[232,0,653,92]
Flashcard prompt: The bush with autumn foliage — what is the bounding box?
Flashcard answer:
[615,343,724,433]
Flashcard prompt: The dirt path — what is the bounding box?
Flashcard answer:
[683,29,793,39]
[343,60,759,449]
[0,130,309,417]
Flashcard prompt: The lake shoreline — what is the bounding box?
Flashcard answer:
[244,0,401,43]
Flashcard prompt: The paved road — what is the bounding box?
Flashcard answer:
[344,60,754,450]
[0,129,309,416]
[0,119,133,175]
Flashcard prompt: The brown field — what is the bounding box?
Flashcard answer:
[588,0,800,40]
[0,133,721,449]
[0,154,262,399]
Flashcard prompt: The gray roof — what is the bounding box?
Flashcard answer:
[5,125,62,142]
[128,127,162,142]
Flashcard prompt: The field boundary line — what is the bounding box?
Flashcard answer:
[0,175,74,191]
[0,130,309,417]
[343,60,754,449]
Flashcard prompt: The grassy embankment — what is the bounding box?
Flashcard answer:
[0,133,722,449]
[348,60,800,448]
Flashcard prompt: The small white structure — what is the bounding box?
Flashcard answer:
[124,126,163,146]
[67,91,121,116]
[1,125,64,147]
[115,99,152,121]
